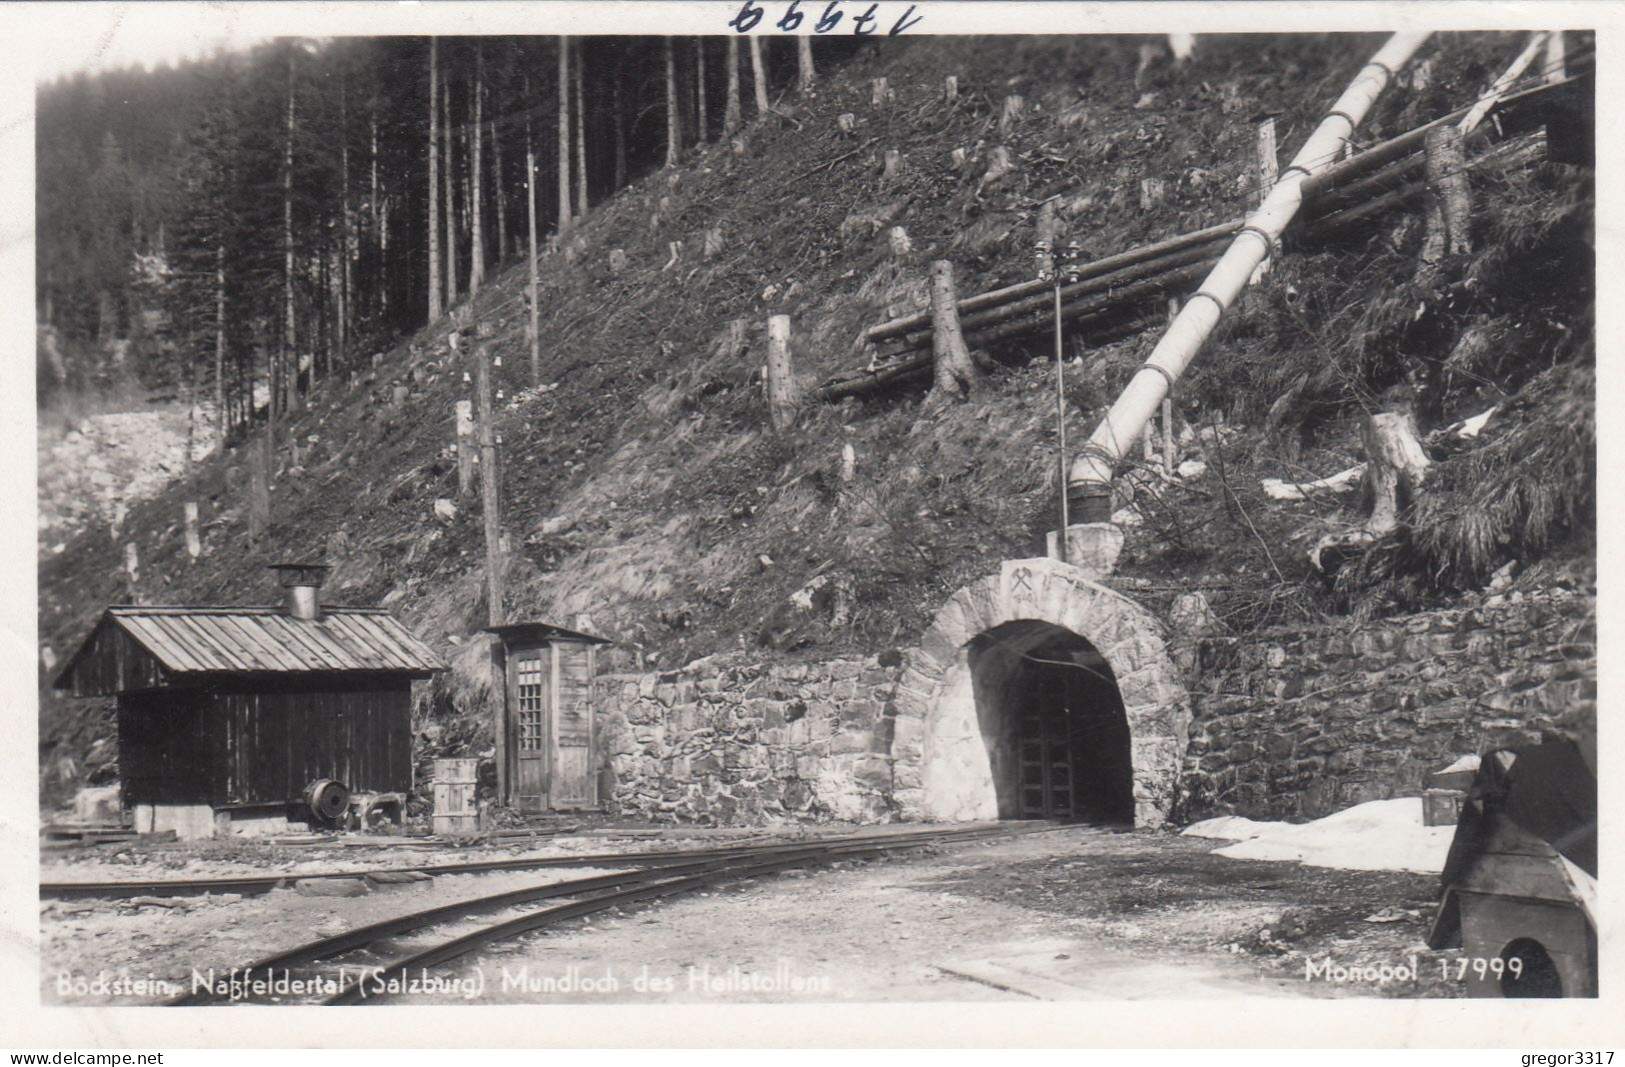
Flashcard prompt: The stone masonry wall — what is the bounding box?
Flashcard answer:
[1179,589,1596,821]
[596,652,901,825]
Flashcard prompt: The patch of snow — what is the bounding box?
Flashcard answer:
[1455,406,1497,439]
[1436,754,1481,776]
[1209,797,1454,874]
[1180,815,1292,842]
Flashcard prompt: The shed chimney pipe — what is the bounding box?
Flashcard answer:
[270,563,331,621]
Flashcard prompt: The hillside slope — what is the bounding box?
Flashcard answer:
[38,32,1594,799]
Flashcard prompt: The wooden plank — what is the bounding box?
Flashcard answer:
[261,614,353,672]
[162,615,237,672]
[214,614,307,672]
[182,614,259,672]
[116,615,204,674]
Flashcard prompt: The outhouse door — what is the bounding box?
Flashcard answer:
[549,641,598,808]
[511,647,550,812]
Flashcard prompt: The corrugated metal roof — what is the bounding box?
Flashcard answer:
[104,606,446,675]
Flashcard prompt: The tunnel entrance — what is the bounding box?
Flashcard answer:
[894,557,1189,827]
[968,621,1134,824]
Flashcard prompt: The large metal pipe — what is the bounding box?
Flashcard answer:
[1066,32,1430,515]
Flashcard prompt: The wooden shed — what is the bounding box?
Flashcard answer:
[484,622,610,814]
[53,565,446,839]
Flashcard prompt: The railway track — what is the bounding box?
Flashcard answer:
[42,830,887,901]
[164,823,1063,1006]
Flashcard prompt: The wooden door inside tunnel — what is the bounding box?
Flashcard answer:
[969,621,1134,824]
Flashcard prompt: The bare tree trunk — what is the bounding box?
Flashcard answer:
[665,37,681,167]
[491,108,507,264]
[613,75,627,189]
[526,83,541,386]
[748,36,770,118]
[214,245,226,428]
[724,37,743,135]
[443,76,458,306]
[338,80,351,371]
[927,260,978,405]
[557,35,572,235]
[249,434,271,541]
[765,314,801,431]
[797,37,815,96]
[695,38,708,142]
[282,50,300,415]
[373,103,386,321]
[573,38,587,219]
[469,47,486,295]
[429,43,442,319]
[473,339,507,626]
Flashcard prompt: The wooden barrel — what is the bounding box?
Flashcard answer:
[431,757,480,835]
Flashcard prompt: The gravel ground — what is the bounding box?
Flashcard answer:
[38,825,1465,1005]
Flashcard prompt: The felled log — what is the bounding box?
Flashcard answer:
[865,220,1238,343]
[1306,132,1542,237]
[955,251,1219,342]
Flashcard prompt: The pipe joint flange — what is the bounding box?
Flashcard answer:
[1135,362,1179,393]
[1326,109,1358,129]
[1236,224,1278,254]
[1186,290,1228,316]
[1072,443,1119,472]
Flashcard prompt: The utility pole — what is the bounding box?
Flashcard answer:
[466,323,507,626]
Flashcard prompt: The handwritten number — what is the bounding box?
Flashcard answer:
[729,0,766,32]
[728,0,916,35]
[889,3,922,35]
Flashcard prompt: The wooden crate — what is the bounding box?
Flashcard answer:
[1423,788,1465,827]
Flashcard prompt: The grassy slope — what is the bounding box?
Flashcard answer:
[38,32,1594,795]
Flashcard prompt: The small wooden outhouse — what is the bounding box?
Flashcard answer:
[484,622,610,813]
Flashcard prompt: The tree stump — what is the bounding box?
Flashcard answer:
[837,113,857,135]
[977,146,1016,197]
[608,248,628,273]
[1311,410,1431,573]
[1419,125,1472,277]
[455,400,475,498]
[944,75,958,105]
[871,78,892,108]
[887,226,912,257]
[881,149,902,184]
[1034,200,1058,277]
[702,227,725,259]
[999,94,1025,135]
[765,314,801,431]
[1138,177,1167,211]
[926,260,979,405]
